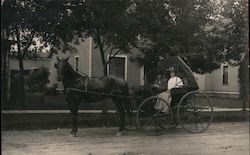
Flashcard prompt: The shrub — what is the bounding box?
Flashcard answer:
[44,83,58,96]
[26,66,50,93]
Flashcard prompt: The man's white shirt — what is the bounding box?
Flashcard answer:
[167,76,183,90]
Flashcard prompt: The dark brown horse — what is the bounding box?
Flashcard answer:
[55,57,130,136]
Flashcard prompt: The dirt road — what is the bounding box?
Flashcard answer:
[2,122,249,155]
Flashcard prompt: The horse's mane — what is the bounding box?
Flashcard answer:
[63,61,82,80]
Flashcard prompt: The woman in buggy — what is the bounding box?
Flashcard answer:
[154,66,184,113]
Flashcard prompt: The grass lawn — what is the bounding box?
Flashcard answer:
[3,92,246,110]
[3,93,140,110]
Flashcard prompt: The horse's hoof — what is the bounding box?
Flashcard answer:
[116,131,123,136]
[71,132,77,137]
[70,131,77,137]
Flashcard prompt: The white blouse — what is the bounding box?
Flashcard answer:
[167,76,183,90]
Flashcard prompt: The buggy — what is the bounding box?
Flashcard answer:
[135,56,214,135]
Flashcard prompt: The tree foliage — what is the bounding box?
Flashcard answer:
[129,0,248,76]
[2,0,73,57]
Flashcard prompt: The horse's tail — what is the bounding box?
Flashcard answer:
[110,76,131,112]
[123,80,130,108]
[119,78,132,124]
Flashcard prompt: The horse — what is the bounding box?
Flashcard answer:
[55,57,131,136]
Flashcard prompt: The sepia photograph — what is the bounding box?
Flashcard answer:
[1,0,249,154]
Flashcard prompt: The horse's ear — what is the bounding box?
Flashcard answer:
[65,56,70,61]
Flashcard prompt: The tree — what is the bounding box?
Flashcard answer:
[238,53,249,111]
[1,28,11,104]
[2,0,72,102]
[222,0,248,110]
[207,0,248,110]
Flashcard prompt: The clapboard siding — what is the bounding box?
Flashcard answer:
[91,44,105,77]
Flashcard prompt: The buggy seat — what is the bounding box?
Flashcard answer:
[170,87,189,105]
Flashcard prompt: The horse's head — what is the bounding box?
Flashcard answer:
[55,56,69,81]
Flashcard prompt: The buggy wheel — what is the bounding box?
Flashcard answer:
[137,96,173,136]
[125,99,140,131]
[177,91,213,133]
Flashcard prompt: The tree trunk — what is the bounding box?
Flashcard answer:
[1,39,10,104]
[242,54,249,111]
[18,56,25,104]
[15,26,26,103]
[95,34,108,76]
[1,51,8,104]
[100,52,108,76]
[239,53,249,111]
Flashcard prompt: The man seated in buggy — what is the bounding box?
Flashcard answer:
[154,66,185,113]
[151,72,167,91]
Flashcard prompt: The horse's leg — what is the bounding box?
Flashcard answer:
[113,97,125,136]
[124,98,132,127]
[71,101,79,136]
[66,97,79,137]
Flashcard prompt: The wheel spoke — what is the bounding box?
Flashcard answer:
[183,106,195,113]
[154,120,166,129]
[186,99,195,109]
[177,91,213,133]
[137,96,174,135]
[139,109,151,116]
[183,115,195,126]
[197,115,205,130]
[142,119,153,128]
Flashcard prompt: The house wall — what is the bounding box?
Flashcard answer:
[91,43,105,78]
[204,64,239,93]
[195,64,239,97]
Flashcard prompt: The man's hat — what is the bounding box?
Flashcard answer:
[166,66,175,72]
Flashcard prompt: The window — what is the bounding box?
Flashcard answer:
[108,55,127,80]
[222,66,228,85]
[75,56,79,72]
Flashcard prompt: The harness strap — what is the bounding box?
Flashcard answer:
[84,79,88,91]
